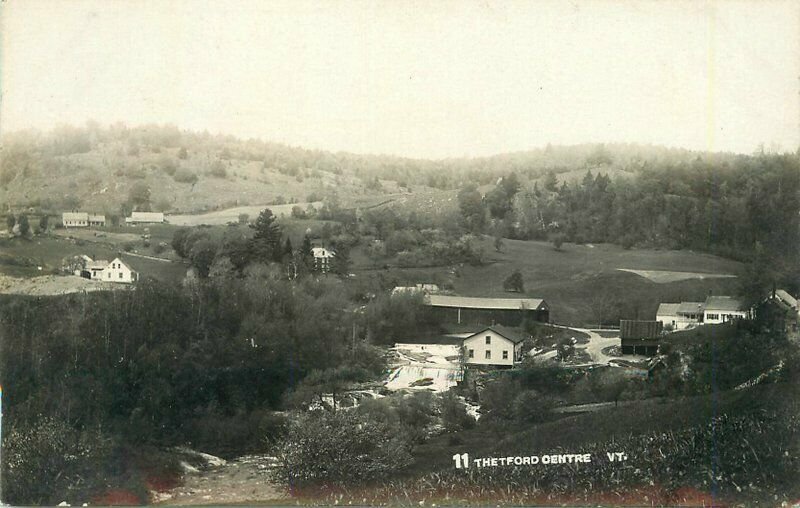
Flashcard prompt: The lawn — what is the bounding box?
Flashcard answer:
[351,237,743,326]
[0,235,186,283]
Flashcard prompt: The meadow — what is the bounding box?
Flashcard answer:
[350,237,743,326]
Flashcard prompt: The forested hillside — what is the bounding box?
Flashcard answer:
[2,123,798,293]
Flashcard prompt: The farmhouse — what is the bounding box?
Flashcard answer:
[67,255,138,284]
[88,214,106,227]
[656,301,703,331]
[761,289,799,338]
[703,296,748,324]
[391,283,441,296]
[311,246,335,273]
[425,295,549,327]
[462,325,528,368]
[62,212,89,227]
[102,258,137,283]
[86,258,110,280]
[620,320,663,356]
[126,212,165,224]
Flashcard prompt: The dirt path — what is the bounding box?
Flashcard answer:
[550,325,620,365]
[154,455,286,505]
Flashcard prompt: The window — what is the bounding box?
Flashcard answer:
[485,335,491,345]
[485,350,491,359]
[502,350,508,360]
[468,349,474,358]
[707,313,719,320]
[107,272,110,278]
[119,272,123,279]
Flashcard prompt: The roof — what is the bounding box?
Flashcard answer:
[312,247,335,258]
[620,320,663,339]
[62,212,88,220]
[426,294,547,311]
[127,212,164,222]
[656,303,680,316]
[704,296,745,312]
[88,214,106,221]
[677,302,705,315]
[87,259,109,270]
[392,284,441,296]
[775,290,798,310]
[465,325,529,344]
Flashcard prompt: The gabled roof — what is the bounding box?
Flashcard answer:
[656,303,680,316]
[62,212,88,220]
[704,296,745,312]
[87,259,109,270]
[110,257,138,272]
[127,212,164,222]
[312,247,335,258]
[677,302,705,315]
[775,290,798,310]
[620,320,662,339]
[465,325,529,344]
[426,294,547,311]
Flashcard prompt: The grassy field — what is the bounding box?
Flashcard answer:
[0,234,186,283]
[351,237,743,326]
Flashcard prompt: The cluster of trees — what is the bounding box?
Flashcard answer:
[456,153,800,295]
[5,213,50,237]
[172,209,351,279]
[0,270,387,504]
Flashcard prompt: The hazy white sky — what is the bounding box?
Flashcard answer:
[1,0,798,158]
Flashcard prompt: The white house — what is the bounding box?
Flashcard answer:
[62,212,89,227]
[126,212,165,224]
[86,258,110,280]
[703,296,748,324]
[462,326,528,368]
[312,247,335,273]
[657,301,704,331]
[102,257,138,283]
[391,283,441,296]
[88,214,106,227]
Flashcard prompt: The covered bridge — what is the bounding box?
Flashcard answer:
[425,295,549,327]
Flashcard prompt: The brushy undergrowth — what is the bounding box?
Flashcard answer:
[290,409,799,506]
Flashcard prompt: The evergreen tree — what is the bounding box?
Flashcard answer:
[250,209,283,263]
[18,214,30,236]
[283,237,294,261]
[299,234,314,272]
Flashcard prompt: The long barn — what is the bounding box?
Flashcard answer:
[425,295,549,327]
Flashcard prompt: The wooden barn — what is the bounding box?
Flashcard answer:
[425,295,549,327]
[620,320,663,356]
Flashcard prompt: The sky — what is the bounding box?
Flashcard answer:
[1,0,798,159]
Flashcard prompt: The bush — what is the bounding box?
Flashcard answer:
[272,410,413,488]
[173,168,198,184]
[209,161,227,178]
[439,391,476,432]
[503,269,524,292]
[3,417,114,505]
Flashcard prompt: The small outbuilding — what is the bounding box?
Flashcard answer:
[620,320,663,356]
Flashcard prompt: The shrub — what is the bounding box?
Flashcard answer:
[209,161,227,178]
[3,417,114,505]
[272,410,412,488]
[173,169,198,184]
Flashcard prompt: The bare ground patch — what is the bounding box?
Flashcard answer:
[617,268,737,283]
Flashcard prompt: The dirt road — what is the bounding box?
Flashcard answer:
[154,455,286,505]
